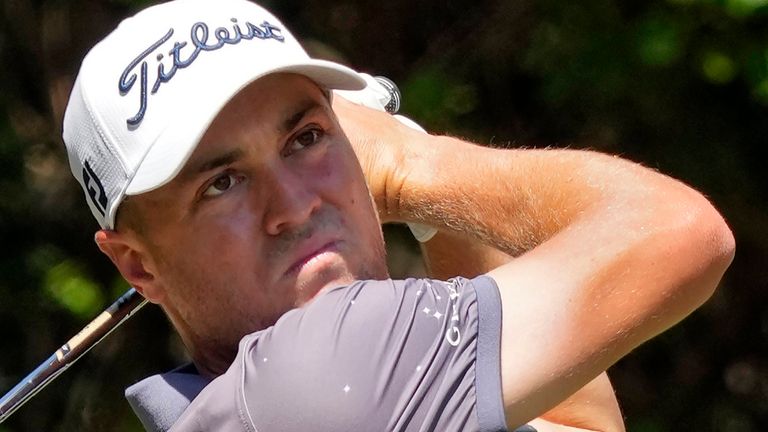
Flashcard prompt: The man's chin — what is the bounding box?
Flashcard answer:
[286,240,388,305]
[294,261,356,304]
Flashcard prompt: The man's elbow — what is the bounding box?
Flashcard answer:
[624,191,735,353]
[675,193,735,304]
[702,203,735,292]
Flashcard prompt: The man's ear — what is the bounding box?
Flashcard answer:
[94,229,165,304]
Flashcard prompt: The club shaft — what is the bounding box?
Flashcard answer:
[0,288,147,423]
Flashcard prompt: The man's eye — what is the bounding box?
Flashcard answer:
[203,173,241,197]
[286,128,323,153]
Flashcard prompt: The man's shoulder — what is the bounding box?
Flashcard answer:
[223,275,504,431]
[310,276,497,306]
[128,276,504,431]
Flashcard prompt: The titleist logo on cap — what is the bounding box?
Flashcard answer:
[118,19,285,127]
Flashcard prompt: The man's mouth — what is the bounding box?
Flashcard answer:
[285,240,341,277]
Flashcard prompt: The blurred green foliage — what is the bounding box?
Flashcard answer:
[44,259,104,319]
[0,0,766,431]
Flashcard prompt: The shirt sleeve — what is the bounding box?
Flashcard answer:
[172,276,507,432]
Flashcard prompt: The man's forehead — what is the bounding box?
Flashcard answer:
[208,73,329,131]
[178,75,332,177]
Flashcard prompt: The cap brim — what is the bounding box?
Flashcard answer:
[124,59,365,196]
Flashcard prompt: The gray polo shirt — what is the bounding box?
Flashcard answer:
[127,276,510,431]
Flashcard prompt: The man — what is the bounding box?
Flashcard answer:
[61,0,734,430]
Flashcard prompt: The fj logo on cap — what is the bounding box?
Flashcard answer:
[119,19,285,128]
[82,160,108,217]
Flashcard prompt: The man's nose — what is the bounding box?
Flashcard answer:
[262,167,322,236]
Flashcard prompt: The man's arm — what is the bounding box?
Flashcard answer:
[423,231,625,432]
[526,373,623,432]
[400,138,734,428]
[333,98,734,429]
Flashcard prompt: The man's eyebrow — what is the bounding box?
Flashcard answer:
[280,98,325,135]
[189,149,245,176]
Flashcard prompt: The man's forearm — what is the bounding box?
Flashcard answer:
[383,138,600,255]
[389,136,727,260]
[531,373,624,432]
[421,230,511,279]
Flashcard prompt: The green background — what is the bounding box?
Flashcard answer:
[0,0,766,430]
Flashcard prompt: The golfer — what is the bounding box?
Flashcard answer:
[61,0,734,430]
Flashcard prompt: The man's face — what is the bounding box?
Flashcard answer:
[123,73,388,355]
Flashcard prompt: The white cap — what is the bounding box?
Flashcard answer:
[63,0,366,229]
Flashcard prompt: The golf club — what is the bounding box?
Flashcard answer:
[0,288,147,423]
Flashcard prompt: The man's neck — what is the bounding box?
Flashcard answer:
[161,304,238,378]
[191,346,236,379]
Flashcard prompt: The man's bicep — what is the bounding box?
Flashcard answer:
[486,252,621,429]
